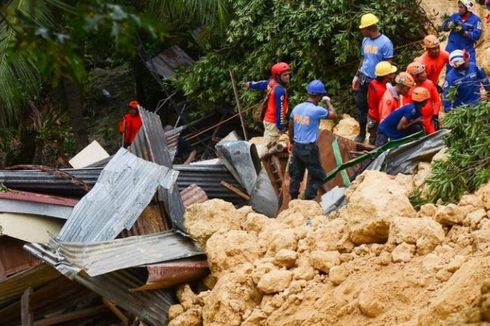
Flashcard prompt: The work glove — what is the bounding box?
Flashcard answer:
[448,20,463,32]
[432,115,440,130]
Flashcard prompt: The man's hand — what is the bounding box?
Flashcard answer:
[243,82,250,89]
[352,76,360,91]
[432,115,440,130]
[287,142,293,153]
[322,96,331,103]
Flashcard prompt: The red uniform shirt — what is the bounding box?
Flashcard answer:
[264,79,288,130]
[367,79,387,122]
[418,51,449,85]
[119,113,142,144]
[408,80,441,134]
[379,85,410,121]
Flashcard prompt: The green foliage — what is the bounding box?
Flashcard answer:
[0,183,7,192]
[172,0,428,118]
[425,102,490,204]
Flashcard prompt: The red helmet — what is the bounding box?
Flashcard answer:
[128,100,139,109]
[271,62,291,77]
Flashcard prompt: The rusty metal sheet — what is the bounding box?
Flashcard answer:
[145,45,194,79]
[119,205,169,238]
[180,184,208,208]
[0,190,78,207]
[134,258,209,291]
[0,237,40,279]
[0,191,77,219]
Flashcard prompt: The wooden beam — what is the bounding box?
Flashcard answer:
[229,70,249,141]
[220,181,250,201]
[21,287,33,326]
[102,298,129,326]
[33,305,108,326]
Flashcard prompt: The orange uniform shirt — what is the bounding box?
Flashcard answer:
[417,51,449,85]
[379,85,410,121]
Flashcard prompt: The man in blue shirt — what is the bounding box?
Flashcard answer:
[352,13,394,143]
[443,49,490,111]
[376,87,430,146]
[288,80,337,200]
[442,1,482,64]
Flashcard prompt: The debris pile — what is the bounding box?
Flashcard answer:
[170,170,490,326]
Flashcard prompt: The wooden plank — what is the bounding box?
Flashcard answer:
[33,305,108,326]
[220,181,250,201]
[102,298,129,326]
[229,70,249,141]
[21,287,33,326]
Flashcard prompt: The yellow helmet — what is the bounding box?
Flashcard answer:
[375,61,398,77]
[411,87,430,102]
[359,13,379,29]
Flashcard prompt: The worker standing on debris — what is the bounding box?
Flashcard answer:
[442,0,482,64]
[443,50,490,111]
[367,61,397,145]
[378,72,415,122]
[246,62,291,145]
[288,80,336,200]
[376,87,430,146]
[352,13,394,143]
[406,62,442,134]
[118,100,142,148]
[416,35,449,88]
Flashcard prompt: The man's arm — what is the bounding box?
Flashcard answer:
[288,119,294,143]
[463,18,482,41]
[477,66,490,93]
[397,116,422,131]
[274,87,288,131]
[246,80,269,91]
[322,98,337,120]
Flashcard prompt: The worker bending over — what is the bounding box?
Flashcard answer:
[288,80,336,200]
[376,87,430,146]
[378,72,415,121]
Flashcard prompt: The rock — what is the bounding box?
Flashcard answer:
[206,230,262,277]
[293,256,317,281]
[168,307,202,326]
[333,114,360,140]
[202,264,262,326]
[388,217,445,255]
[329,265,350,286]
[418,203,437,218]
[203,275,217,290]
[413,162,432,188]
[379,251,392,265]
[302,219,350,253]
[481,293,490,322]
[481,281,490,295]
[459,194,483,210]
[274,249,298,268]
[276,200,323,228]
[260,225,298,256]
[358,290,384,317]
[466,208,487,229]
[342,171,416,245]
[252,258,278,285]
[471,230,490,251]
[242,309,267,326]
[445,255,466,273]
[422,253,444,273]
[476,182,490,211]
[309,250,341,273]
[391,243,415,263]
[241,213,270,234]
[168,304,184,321]
[177,284,197,310]
[432,147,449,163]
[184,199,242,248]
[257,270,293,294]
[434,204,465,226]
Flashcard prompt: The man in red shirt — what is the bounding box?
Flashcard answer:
[406,62,442,134]
[416,35,449,89]
[379,72,415,122]
[118,100,143,148]
[367,61,397,144]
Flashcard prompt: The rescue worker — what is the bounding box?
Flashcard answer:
[288,80,337,200]
[118,100,142,148]
[376,87,430,146]
[246,62,291,145]
[406,62,442,134]
[442,0,482,64]
[416,35,449,88]
[443,50,490,111]
[352,13,394,143]
[379,72,415,122]
[367,61,397,145]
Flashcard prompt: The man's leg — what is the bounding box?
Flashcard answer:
[263,121,280,147]
[304,145,327,200]
[375,132,389,147]
[367,117,379,145]
[354,82,369,143]
[288,145,306,200]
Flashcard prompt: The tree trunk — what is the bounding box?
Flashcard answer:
[63,79,88,151]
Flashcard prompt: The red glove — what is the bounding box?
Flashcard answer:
[487,14,490,24]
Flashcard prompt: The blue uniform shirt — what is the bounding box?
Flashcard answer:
[443,13,482,62]
[443,62,490,112]
[360,34,394,79]
[289,102,329,144]
[378,103,421,140]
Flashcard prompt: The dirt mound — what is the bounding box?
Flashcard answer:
[171,174,490,326]
[332,114,360,140]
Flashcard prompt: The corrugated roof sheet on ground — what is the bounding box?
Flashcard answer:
[56,148,178,243]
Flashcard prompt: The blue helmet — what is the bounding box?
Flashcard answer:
[306,80,327,95]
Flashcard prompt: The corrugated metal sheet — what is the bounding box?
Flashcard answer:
[56,148,179,243]
[165,126,185,162]
[181,184,208,207]
[119,204,169,238]
[0,237,41,279]
[0,190,78,207]
[145,45,194,79]
[31,231,202,277]
[130,107,186,233]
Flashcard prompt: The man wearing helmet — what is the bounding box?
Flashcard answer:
[376,87,430,146]
[378,72,415,122]
[442,0,482,64]
[288,80,337,200]
[443,50,490,111]
[118,100,142,148]
[416,35,449,87]
[352,13,394,143]
[246,62,291,145]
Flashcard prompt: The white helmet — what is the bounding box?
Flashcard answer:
[459,0,474,10]
[449,49,469,68]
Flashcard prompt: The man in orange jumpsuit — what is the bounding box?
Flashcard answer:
[406,62,442,134]
[118,100,142,148]
[416,35,449,89]
[379,72,415,122]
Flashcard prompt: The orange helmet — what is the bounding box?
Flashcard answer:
[411,87,430,102]
[395,72,415,87]
[406,62,426,76]
[128,100,139,109]
[423,35,440,49]
[271,62,291,77]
